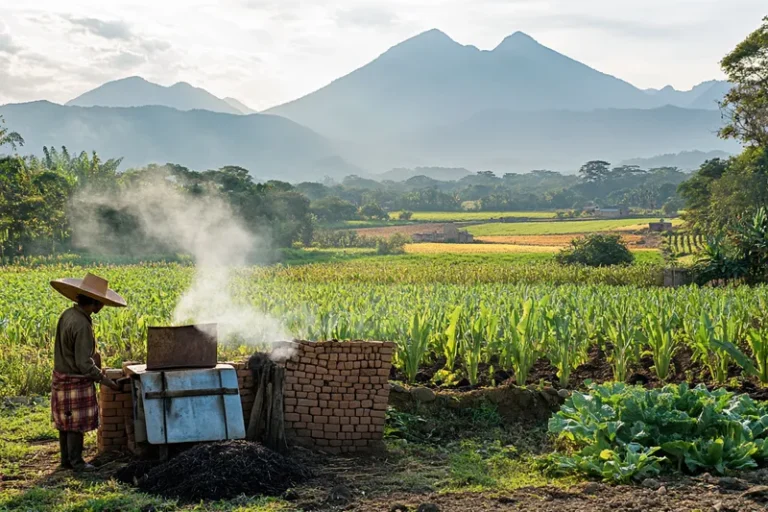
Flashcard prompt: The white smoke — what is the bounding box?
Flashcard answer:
[72,172,293,351]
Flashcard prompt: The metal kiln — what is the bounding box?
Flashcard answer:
[126,324,245,451]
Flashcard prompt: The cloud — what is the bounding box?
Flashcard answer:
[335,6,399,28]
[0,32,21,55]
[108,50,146,69]
[66,16,133,41]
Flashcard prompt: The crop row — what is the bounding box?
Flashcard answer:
[2,263,767,397]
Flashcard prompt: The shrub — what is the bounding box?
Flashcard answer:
[398,210,414,221]
[555,234,634,267]
[376,233,409,255]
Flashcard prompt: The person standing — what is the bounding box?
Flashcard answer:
[49,272,127,472]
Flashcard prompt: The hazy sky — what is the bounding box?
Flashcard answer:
[1,0,764,109]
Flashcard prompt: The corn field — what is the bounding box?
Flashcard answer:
[2,263,768,397]
[663,232,706,256]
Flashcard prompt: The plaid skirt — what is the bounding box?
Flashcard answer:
[51,371,99,433]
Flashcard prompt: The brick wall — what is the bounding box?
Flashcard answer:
[97,368,134,453]
[280,340,393,453]
[97,341,394,455]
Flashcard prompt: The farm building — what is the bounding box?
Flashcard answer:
[649,220,674,232]
[412,223,474,243]
[584,203,629,218]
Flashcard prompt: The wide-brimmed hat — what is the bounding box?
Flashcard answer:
[50,273,127,308]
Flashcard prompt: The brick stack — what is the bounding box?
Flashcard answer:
[97,341,395,455]
[97,368,132,453]
[234,362,255,421]
[281,340,394,453]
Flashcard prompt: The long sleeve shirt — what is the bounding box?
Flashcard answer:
[53,306,102,381]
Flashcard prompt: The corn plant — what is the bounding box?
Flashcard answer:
[503,297,547,385]
[642,300,680,381]
[394,311,432,384]
[605,301,642,382]
[442,305,463,371]
[545,310,578,386]
[747,329,768,385]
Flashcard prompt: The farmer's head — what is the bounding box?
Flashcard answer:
[76,294,104,314]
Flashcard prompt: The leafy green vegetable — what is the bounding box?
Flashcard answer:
[545,382,768,481]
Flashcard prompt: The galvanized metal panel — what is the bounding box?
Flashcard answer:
[138,364,245,444]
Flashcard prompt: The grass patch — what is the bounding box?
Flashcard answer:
[467,218,682,236]
[391,211,557,222]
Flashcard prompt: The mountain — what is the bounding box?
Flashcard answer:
[223,97,258,114]
[643,80,730,109]
[621,150,733,170]
[0,101,349,181]
[267,29,667,139]
[67,77,247,115]
[376,167,473,182]
[410,106,738,172]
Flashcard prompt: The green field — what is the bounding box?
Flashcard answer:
[393,211,557,221]
[467,217,684,236]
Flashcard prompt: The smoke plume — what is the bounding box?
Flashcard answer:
[71,173,292,350]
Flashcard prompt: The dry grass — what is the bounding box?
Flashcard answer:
[476,234,645,247]
[353,223,450,237]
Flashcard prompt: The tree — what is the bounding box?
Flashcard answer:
[310,196,358,222]
[719,16,768,147]
[0,116,24,152]
[578,161,612,183]
[358,202,389,220]
[556,234,635,267]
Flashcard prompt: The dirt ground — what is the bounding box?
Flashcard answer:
[6,427,768,512]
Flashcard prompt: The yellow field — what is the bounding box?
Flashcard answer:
[405,243,562,254]
[611,218,685,232]
[476,234,645,247]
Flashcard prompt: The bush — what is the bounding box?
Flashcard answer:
[376,233,409,255]
[555,234,634,267]
[359,203,389,220]
[398,210,414,221]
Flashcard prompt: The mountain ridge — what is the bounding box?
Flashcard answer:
[66,76,256,115]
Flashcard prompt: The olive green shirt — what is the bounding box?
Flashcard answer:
[53,306,102,381]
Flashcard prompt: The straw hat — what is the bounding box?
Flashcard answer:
[50,273,127,308]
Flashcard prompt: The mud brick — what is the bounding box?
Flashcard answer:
[301,414,313,423]
[311,379,324,387]
[307,392,318,400]
[325,423,341,433]
[294,422,307,429]
[355,439,370,447]
[350,417,360,425]
[102,424,117,431]
[103,416,123,425]
[297,429,312,437]
[102,401,123,410]
[286,361,299,370]
[296,392,307,399]
[315,366,328,375]
[361,399,373,408]
[329,416,340,425]
[299,378,311,385]
[356,424,369,433]
[285,413,300,422]
[341,424,355,433]
[311,429,324,438]
[305,364,317,374]
[293,370,306,379]
[361,360,369,369]
[316,416,328,424]
[373,395,388,405]
[340,401,350,409]
[362,369,377,376]
[315,439,329,446]
[298,398,317,407]
[103,431,124,438]
[361,416,372,425]
[371,410,386,419]
[310,407,322,415]
[323,408,333,416]
[301,384,313,392]
[318,354,329,360]
[338,416,350,425]
[332,392,343,400]
[240,389,254,398]
[356,409,365,417]
[101,409,117,417]
[285,397,298,406]
[373,402,388,411]
[319,400,328,408]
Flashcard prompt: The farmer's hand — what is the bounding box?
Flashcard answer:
[101,377,122,391]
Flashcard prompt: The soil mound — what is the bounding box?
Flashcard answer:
[117,440,311,502]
